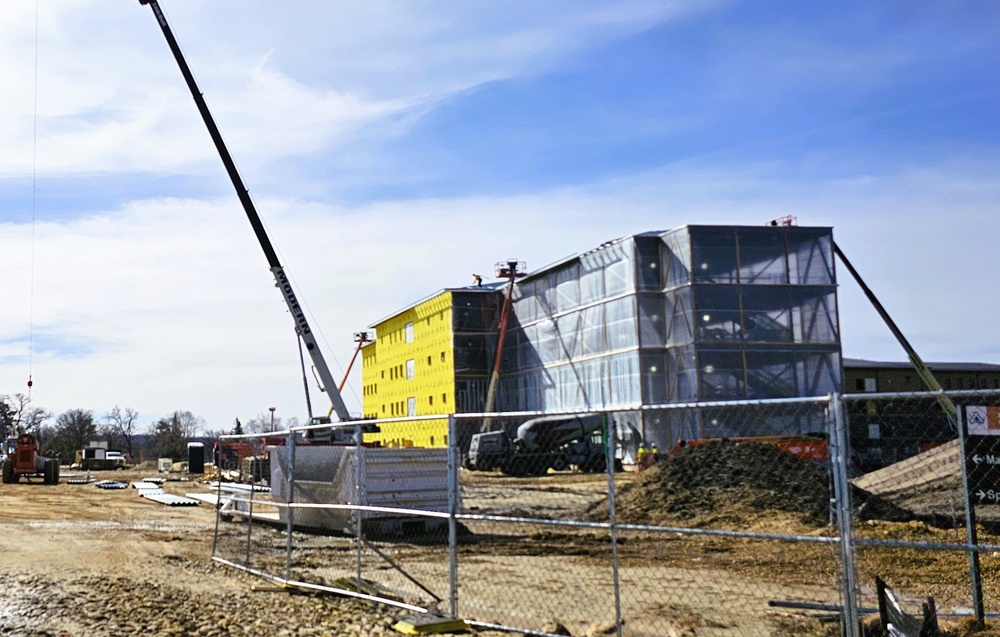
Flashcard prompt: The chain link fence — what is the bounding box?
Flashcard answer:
[845,390,1000,632]
[209,391,1000,636]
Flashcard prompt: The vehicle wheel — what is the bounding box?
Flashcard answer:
[53,462,60,484]
[1,461,13,484]
[43,459,55,485]
[584,455,606,473]
[550,455,569,472]
[501,458,527,477]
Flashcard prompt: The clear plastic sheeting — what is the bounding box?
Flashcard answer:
[494,225,842,443]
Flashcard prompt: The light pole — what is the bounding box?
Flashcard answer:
[269,406,276,432]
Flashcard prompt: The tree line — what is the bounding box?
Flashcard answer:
[0,393,295,464]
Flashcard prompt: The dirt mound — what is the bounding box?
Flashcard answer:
[590,441,912,529]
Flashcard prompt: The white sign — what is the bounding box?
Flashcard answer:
[967,406,994,436]
[975,489,1000,503]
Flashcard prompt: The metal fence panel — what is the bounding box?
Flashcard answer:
[844,390,1000,628]
[207,393,1000,636]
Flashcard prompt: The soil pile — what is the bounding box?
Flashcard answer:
[591,441,912,529]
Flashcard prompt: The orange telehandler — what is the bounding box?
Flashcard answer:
[1,433,60,484]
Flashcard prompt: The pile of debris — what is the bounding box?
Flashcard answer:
[591,440,912,528]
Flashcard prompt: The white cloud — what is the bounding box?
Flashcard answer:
[2,153,998,429]
[0,0,696,177]
[1,1,997,431]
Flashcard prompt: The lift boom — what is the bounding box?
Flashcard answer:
[140,0,350,421]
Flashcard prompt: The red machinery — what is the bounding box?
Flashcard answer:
[1,433,60,484]
[673,435,829,463]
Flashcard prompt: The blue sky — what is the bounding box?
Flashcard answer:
[1,0,999,432]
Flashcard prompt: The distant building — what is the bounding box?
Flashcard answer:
[362,224,843,450]
[843,359,1000,470]
[844,359,1000,393]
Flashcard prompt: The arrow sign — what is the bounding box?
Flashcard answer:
[966,434,1000,500]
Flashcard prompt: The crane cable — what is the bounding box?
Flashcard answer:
[26,0,39,399]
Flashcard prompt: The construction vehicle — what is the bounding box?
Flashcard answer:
[480,260,526,432]
[139,3,452,540]
[76,444,128,470]
[2,433,60,484]
[673,435,829,464]
[139,0,374,444]
[466,413,611,476]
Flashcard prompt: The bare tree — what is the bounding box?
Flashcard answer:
[244,412,282,433]
[105,406,139,459]
[1,393,51,436]
[3,393,52,434]
[20,405,51,433]
[172,410,205,438]
[50,409,96,461]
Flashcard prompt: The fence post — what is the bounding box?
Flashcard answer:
[603,413,623,637]
[245,453,255,567]
[211,441,222,558]
[447,415,459,618]
[285,427,296,580]
[354,424,365,591]
[955,405,985,626]
[830,393,860,637]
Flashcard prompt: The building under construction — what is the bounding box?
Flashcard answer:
[362,223,843,450]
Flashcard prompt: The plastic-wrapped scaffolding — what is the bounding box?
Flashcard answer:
[494,224,843,447]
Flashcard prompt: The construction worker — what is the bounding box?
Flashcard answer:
[473,273,483,288]
[650,443,659,465]
[636,443,649,472]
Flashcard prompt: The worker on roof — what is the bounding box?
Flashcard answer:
[473,273,483,288]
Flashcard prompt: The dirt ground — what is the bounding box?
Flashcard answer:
[3,453,1000,636]
[0,469,406,636]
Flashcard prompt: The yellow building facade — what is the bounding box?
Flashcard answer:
[363,286,501,447]
[361,291,457,447]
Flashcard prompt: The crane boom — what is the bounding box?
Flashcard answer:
[833,241,957,428]
[140,0,351,422]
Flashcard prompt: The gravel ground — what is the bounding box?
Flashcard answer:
[0,559,403,636]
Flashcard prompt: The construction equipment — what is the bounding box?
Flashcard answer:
[139,0,363,442]
[480,260,526,432]
[672,435,829,464]
[140,4,452,544]
[320,331,373,420]
[466,413,610,476]
[76,444,128,470]
[1,433,59,484]
[833,241,958,428]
